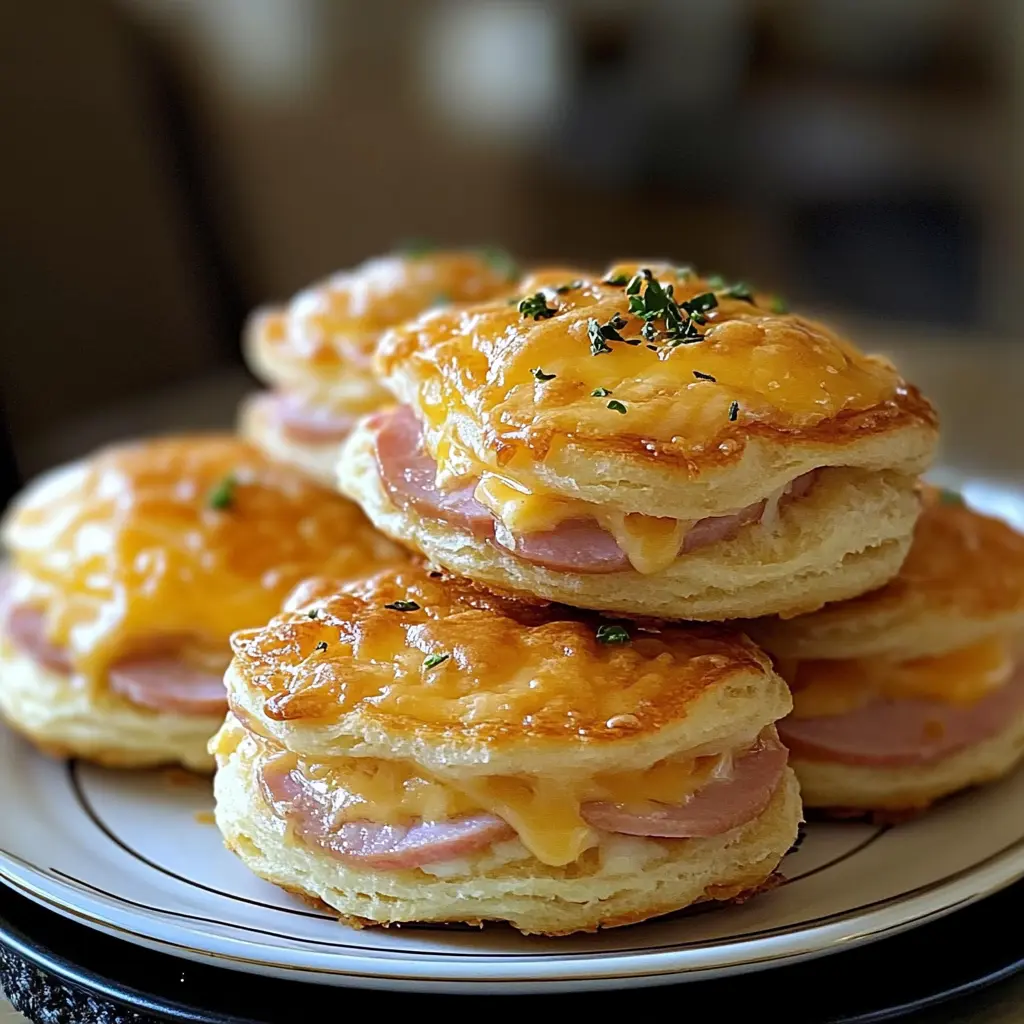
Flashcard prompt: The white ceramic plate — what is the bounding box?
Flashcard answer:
[0,474,1021,994]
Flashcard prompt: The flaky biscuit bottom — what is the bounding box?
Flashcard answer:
[339,426,918,620]
[793,705,1024,812]
[0,644,219,771]
[237,392,343,488]
[213,733,801,936]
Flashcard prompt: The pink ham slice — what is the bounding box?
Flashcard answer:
[265,392,355,444]
[260,762,515,869]
[581,731,788,837]
[1,593,226,717]
[779,668,1024,767]
[371,405,819,573]
[3,603,72,673]
[372,405,495,538]
[259,732,787,869]
[492,520,630,573]
[108,656,228,717]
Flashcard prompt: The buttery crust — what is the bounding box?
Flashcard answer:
[213,727,801,935]
[0,641,218,771]
[338,418,920,621]
[226,564,792,776]
[791,703,1024,811]
[245,250,517,407]
[748,491,1024,661]
[376,263,938,519]
[237,391,343,488]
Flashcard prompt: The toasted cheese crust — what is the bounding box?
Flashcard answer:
[748,490,1024,662]
[245,250,518,409]
[226,565,791,776]
[376,262,938,519]
[1,435,406,686]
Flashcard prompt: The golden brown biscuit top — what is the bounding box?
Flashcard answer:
[377,262,936,469]
[1,435,406,680]
[230,565,773,746]
[248,249,518,384]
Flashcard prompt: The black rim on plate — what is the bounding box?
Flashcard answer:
[0,882,1019,1023]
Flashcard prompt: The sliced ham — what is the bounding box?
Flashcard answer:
[371,405,819,573]
[492,520,630,573]
[372,405,495,538]
[108,656,228,717]
[779,668,1024,767]
[260,761,514,869]
[3,603,72,673]
[681,500,767,553]
[264,392,355,444]
[259,732,787,869]
[581,731,788,837]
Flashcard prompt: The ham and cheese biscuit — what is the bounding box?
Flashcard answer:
[212,565,800,935]
[241,249,518,484]
[338,263,939,620]
[0,435,406,771]
[747,491,1024,812]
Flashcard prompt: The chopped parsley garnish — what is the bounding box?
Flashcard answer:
[478,245,519,280]
[607,400,627,414]
[207,473,237,511]
[769,295,789,314]
[596,623,631,645]
[423,653,449,670]
[603,272,629,286]
[555,280,583,293]
[938,488,964,506]
[307,608,319,619]
[384,600,421,612]
[531,367,556,382]
[591,386,612,397]
[640,322,659,342]
[693,370,717,382]
[518,292,557,320]
[682,292,718,315]
[623,271,716,346]
[706,274,726,290]
[314,641,328,652]
[723,281,755,303]
[588,315,627,354]
[728,401,740,422]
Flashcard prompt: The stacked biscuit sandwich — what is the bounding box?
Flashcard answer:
[3,249,1022,938]
[212,256,969,937]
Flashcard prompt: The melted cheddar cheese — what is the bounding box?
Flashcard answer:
[377,262,932,477]
[1,436,405,688]
[260,744,725,867]
[789,635,1015,719]
[251,250,517,378]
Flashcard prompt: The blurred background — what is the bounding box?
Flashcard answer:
[1,0,1022,493]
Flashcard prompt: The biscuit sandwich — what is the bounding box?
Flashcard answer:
[240,248,518,484]
[212,564,800,935]
[0,435,406,770]
[748,489,1024,813]
[338,263,938,620]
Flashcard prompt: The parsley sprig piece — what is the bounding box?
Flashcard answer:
[624,269,717,346]
[518,292,557,320]
[728,401,740,422]
[723,281,754,303]
[603,272,629,286]
[478,245,519,280]
[423,653,449,670]
[207,473,237,511]
[591,386,612,397]
[307,608,320,619]
[606,400,627,414]
[588,313,627,355]
[314,641,328,652]
[531,367,556,382]
[555,280,583,293]
[385,600,420,612]
[596,623,631,645]
[693,370,717,382]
